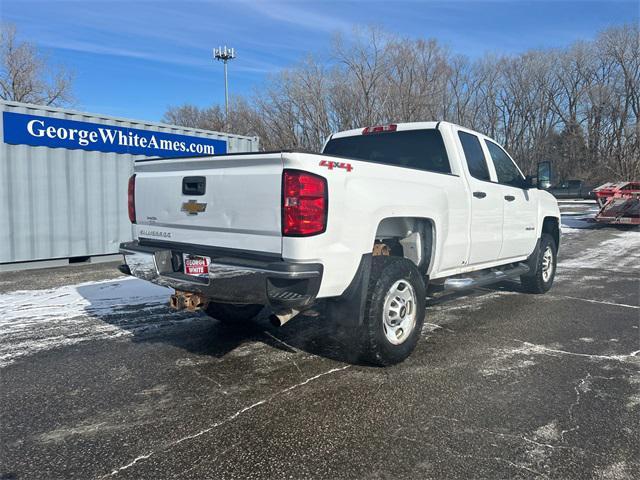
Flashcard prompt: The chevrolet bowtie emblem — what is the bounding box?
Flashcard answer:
[181,200,207,215]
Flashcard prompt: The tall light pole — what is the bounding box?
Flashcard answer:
[213,46,236,124]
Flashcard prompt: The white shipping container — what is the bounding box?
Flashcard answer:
[0,100,259,267]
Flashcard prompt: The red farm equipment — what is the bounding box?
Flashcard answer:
[593,181,640,226]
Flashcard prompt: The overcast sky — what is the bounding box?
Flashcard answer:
[1,0,637,121]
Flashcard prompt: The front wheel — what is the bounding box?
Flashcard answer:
[205,302,263,323]
[521,233,557,294]
[361,257,426,366]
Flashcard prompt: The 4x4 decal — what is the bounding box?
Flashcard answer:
[319,160,353,172]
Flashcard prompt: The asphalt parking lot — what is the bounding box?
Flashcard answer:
[1,203,638,480]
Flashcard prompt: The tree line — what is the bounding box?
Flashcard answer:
[2,21,637,181]
[165,25,639,182]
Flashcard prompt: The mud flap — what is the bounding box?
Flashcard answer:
[325,254,372,327]
[522,237,542,278]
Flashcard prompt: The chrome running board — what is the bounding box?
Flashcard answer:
[443,264,530,292]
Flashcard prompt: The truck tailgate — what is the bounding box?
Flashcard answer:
[133,153,283,254]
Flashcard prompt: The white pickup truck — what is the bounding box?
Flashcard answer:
[120,122,560,365]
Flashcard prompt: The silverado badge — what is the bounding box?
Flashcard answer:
[181,200,207,215]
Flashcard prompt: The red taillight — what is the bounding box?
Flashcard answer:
[362,124,397,134]
[128,174,136,223]
[282,170,327,236]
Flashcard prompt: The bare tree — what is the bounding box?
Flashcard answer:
[0,23,74,106]
[163,104,226,130]
[333,27,393,127]
[164,24,639,182]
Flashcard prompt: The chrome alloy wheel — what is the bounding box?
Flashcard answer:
[382,279,417,345]
[541,246,554,282]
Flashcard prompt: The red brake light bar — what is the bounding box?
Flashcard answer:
[362,124,397,135]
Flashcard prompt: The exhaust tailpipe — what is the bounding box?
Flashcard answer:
[269,309,300,327]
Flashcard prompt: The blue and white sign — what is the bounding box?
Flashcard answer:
[2,111,227,157]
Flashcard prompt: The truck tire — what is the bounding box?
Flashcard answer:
[362,256,426,366]
[205,302,263,323]
[521,233,557,294]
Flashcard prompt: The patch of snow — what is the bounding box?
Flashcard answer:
[0,277,172,323]
[0,278,200,367]
[595,461,636,480]
[533,421,561,442]
[557,199,597,205]
[560,226,584,234]
[559,230,640,270]
[422,322,443,333]
[626,394,640,410]
[480,346,538,377]
[627,373,640,410]
[480,338,640,378]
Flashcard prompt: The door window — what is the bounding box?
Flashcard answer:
[484,140,523,188]
[458,131,490,181]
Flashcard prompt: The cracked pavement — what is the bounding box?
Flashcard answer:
[0,204,638,479]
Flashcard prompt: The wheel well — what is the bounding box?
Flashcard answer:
[373,217,434,272]
[542,216,560,249]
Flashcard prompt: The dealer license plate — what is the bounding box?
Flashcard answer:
[183,254,210,277]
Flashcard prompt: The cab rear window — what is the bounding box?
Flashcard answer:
[323,129,451,174]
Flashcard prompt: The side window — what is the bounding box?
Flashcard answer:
[458,131,491,181]
[485,140,523,188]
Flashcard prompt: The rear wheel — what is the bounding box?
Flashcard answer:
[521,233,557,294]
[361,257,426,366]
[205,302,263,323]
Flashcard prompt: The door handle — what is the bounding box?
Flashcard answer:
[473,191,487,199]
[504,195,515,202]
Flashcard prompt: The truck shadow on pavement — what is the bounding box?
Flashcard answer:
[74,279,368,365]
[75,278,516,367]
